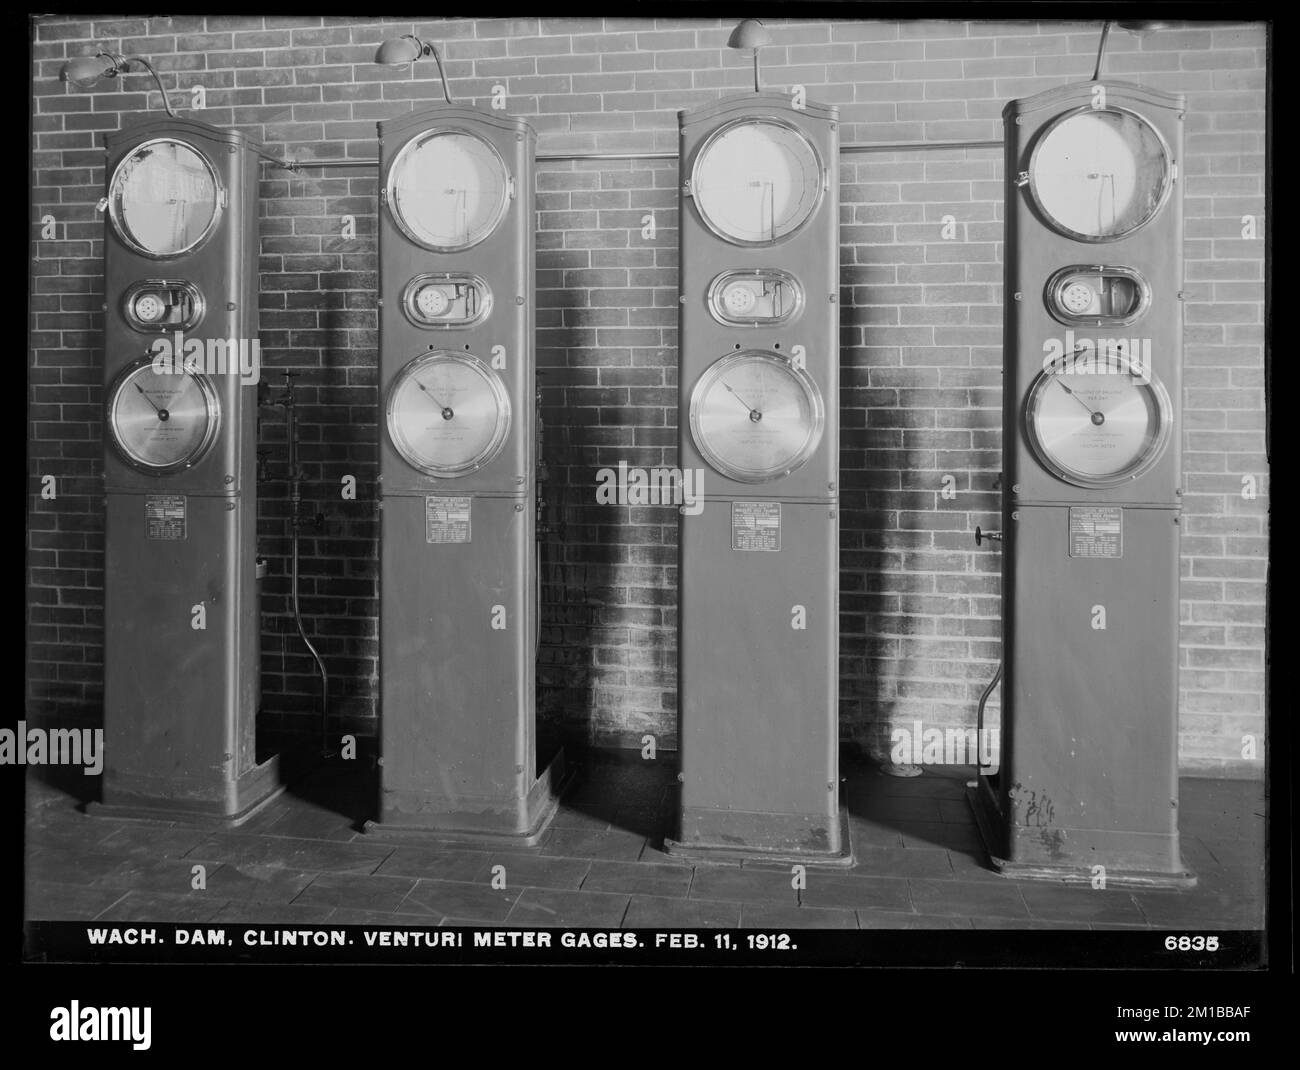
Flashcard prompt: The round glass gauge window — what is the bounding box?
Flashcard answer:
[1025,351,1172,488]
[107,356,220,473]
[386,130,511,251]
[386,351,511,477]
[108,139,223,258]
[689,350,825,483]
[691,119,823,245]
[1028,107,1172,242]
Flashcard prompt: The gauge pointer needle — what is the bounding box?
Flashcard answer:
[1054,377,1102,423]
[719,379,762,422]
[416,380,455,421]
[133,381,170,422]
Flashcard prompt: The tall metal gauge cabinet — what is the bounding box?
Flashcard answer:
[669,92,849,864]
[970,81,1194,887]
[368,103,564,842]
[93,117,281,823]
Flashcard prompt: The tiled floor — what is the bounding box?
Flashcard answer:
[24,750,1267,929]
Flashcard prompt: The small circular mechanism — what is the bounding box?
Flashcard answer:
[1060,281,1095,314]
[386,129,511,252]
[720,281,758,316]
[106,355,221,473]
[691,118,824,245]
[108,138,223,258]
[132,292,167,323]
[689,349,825,483]
[1027,106,1173,243]
[414,284,450,319]
[386,350,511,477]
[1025,349,1172,488]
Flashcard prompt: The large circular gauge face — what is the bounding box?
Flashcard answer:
[108,139,223,258]
[386,351,511,477]
[1028,107,1172,242]
[691,119,823,245]
[689,350,825,483]
[107,357,220,473]
[386,130,511,252]
[1025,353,1172,488]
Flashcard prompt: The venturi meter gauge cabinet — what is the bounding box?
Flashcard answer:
[93,118,280,824]
[369,104,565,843]
[970,82,1194,887]
[669,93,849,864]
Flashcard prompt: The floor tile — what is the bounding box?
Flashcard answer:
[1132,891,1265,929]
[896,821,986,853]
[541,827,647,862]
[688,866,803,906]
[93,891,229,923]
[95,825,214,860]
[1016,885,1149,926]
[849,846,955,879]
[799,874,914,913]
[400,879,519,923]
[581,860,693,897]
[623,895,742,928]
[210,902,340,925]
[471,853,591,891]
[844,815,906,848]
[970,917,1090,930]
[505,888,631,928]
[292,873,417,912]
[374,847,489,882]
[739,903,858,929]
[548,805,615,832]
[259,805,360,841]
[183,833,394,875]
[202,863,319,904]
[856,911,974,930]
[908,878,1031,919]
[26,882,127,921]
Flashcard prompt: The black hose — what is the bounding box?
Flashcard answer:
[282,376,331,758]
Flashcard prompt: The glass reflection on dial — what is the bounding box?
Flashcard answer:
[1026,352,1171,488]
[690,350,824,483]
[387,130,510,251]
[108,139,222,258]
[386,351,511,477]
[107,357,219,472]
[1028,108,1171,242]
[692,119,823,245]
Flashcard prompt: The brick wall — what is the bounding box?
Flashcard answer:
[27,16,1269,774]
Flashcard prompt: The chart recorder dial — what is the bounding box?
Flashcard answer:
[1021,105,1173,243]
[385,129,513,252]
[689,118,825,245]
[107,138,224,258]
[689,349,825,483]
[386,350,511,478]
[1025,348,1172,489]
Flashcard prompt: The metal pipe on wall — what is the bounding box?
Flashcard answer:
[266,138,1004,172]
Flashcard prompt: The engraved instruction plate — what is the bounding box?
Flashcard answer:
[1068,505,1122,559]
[732,501,781,552]
[425,495,472,544]
[145,494,187,540]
